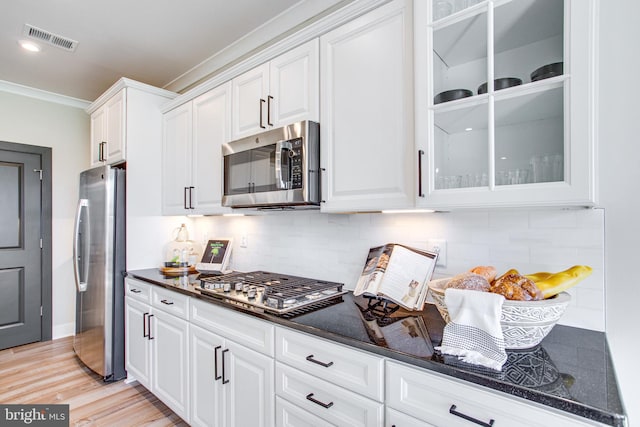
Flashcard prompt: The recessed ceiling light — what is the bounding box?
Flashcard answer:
[465,127,473,131]
[500,156,508,160]
[19,40,41,52]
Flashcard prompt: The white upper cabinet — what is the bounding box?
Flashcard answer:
[162,102,192,214]
[162,82,233,215]
[90,89,125,166]
[88,79,175,168]
[192,84,233,213]
[319,0,415,212]
[232,39,319,140]
[415,0,597,209]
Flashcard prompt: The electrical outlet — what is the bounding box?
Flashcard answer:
[240,235,249,248]
[426,239,447,267]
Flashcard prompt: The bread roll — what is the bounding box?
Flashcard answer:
[469,266,497,283]
[445,272,490,292]
[490,273,543,301]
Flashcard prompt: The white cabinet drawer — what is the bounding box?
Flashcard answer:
[276,363,383,427]
[276,396,334,427]
[276,327,384,401]
[125,278,151,303]
[151,286,190,320]
[386,407,435,427]
[190,297,274,357]
[386,361,602,427]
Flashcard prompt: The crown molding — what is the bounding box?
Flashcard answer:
[0,79,90,109]
[161,0,391,113]
[86,77,177,114]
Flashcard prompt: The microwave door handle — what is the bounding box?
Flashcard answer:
[275,140,293,189]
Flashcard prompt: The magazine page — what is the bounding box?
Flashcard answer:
[353,245,392,296]
[377,245,437,309]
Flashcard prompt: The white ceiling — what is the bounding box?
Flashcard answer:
[0,0,345,102]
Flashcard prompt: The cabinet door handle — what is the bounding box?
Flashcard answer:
[147,314,154,340]
[267,95,273,126]
[183,187,188,210]
[306,354,334,368]
[99,142,106,162]
[160,299,174,305]
[142,312,149,337]
[189,186,195,209]
[221,349,230,384]
[131,288,141,294]
[319,168,326,203]
[306,393,333,409]
[418,149,425,197]
[214,345,222,381]
[259,99,266,129]
[449,405,494,427]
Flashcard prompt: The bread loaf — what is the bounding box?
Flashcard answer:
[445,272,490,292]
[490,273,543,301]
[469,265,497,283]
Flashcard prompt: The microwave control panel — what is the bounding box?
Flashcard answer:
[289,137,303,189]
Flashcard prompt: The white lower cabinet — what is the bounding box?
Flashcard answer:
[386,407,435,427]
[126,281,600,427]
[276,363,383,427]
[386,361,606,427]
[189,324,224,427]
[124,279,190,423]
[275,327,384,427]
[275,327,384,401]
[151,309,189,420]
[276,396,334,427]
[124,296,152,390]
[189,299,275,427]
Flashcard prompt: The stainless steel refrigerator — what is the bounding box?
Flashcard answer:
[73,165,126,381]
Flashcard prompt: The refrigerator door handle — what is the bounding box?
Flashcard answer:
[73,199,89,292]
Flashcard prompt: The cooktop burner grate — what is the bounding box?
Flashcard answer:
[199,271,346,316]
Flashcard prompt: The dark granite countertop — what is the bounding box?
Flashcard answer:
[127,268,627,427]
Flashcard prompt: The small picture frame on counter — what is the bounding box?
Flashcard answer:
[195,238,233,275]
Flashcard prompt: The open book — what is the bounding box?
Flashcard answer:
[353,244,438,311]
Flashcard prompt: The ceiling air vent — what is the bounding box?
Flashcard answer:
[23,24,78,52]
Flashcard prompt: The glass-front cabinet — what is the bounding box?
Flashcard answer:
[415,0,597,209]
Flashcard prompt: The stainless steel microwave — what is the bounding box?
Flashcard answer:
[222,121,320,209]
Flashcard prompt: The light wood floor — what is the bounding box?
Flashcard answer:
[0,336,188,426]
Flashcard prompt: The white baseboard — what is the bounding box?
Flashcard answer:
[52,322,75,340]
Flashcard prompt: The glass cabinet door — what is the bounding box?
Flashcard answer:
[432,7,490,190]
[416,0,594,208]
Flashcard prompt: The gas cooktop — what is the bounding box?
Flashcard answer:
[199,271,347,317]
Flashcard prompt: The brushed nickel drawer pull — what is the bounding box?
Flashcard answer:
[160,299,174,305]
[306,393,333,409]
[449,405,494,427]
[306,354,333,368]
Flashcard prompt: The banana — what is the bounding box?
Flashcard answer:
[525,265,592,298]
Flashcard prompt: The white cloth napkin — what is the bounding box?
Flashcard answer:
[435,288,507,371]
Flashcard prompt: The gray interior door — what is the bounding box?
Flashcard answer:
[0,149,42,350]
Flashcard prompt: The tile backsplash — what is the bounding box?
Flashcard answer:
[194,207,605,331]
